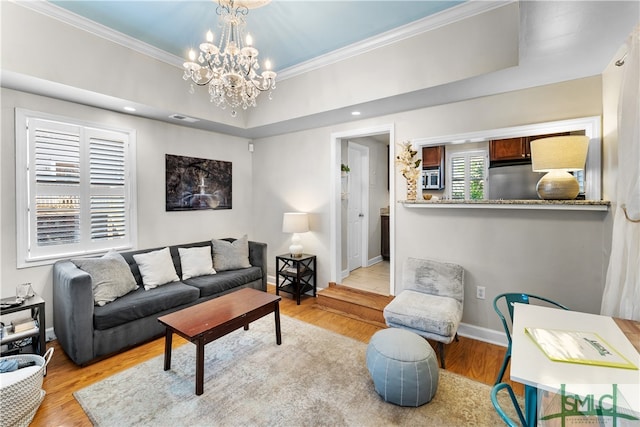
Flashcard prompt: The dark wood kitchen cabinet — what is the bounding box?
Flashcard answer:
[422,146,444,168]
[381,215,390,260]
[489,137,529,162]
[490,132,572,163]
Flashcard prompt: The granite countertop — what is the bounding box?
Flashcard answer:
[401,199,610,211]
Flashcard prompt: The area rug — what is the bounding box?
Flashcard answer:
[74,315,516,426]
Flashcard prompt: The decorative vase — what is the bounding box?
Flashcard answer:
[406,177,417,201]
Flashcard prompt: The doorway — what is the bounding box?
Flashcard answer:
[330,124,395,296]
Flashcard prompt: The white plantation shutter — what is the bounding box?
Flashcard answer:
[450,156,466,200]
[16,110,136,266]
[448,150,488,200]
[88,131,127,242]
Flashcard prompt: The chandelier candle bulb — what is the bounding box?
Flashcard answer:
[246,33,253,46]
[206,30,214,43]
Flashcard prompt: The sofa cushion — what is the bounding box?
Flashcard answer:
[94,282,199,330]
[133,247,180,290]
[212,235,251,271]
[72,251,138,307]
[183,266,262,297]
[178,246,216,280]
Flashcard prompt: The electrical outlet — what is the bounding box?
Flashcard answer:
[476,286,486,300]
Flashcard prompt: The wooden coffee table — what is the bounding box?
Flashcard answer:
[158,288,282,395]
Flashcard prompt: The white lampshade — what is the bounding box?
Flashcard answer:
[282,212,309,257]
[282,212,309,234]
[530,135,589,200]
[530,136,589,172]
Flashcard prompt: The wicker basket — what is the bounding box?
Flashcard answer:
[0,348,53,427]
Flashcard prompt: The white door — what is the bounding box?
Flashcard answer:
[347,143,368,272]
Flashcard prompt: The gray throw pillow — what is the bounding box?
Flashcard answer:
[72,251,138,306]
[211,235,251,271]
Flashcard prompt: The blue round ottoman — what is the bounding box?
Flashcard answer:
[366,328,439,407]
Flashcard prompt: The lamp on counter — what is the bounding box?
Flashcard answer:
[530,135,589,200]
[282,212,309,257]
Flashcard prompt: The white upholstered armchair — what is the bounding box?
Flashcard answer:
[383,257,464,368]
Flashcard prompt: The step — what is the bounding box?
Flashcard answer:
[315,283,395,327]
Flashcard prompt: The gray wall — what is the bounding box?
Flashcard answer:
[1,89,255,325]
[251,75,613,340]
[0,1,629,343]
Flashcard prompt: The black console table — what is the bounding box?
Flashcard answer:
[0,294,46,356]
[275,254,317,305]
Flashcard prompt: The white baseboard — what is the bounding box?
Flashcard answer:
[367,256,383,267]
[458,322,507,347]
[45,327,56,342]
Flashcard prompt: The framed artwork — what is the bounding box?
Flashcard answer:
[165,154,232,211]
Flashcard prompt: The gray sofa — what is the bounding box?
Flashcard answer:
[53,238,267,365]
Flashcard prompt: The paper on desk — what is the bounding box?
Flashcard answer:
[525,327,638,370]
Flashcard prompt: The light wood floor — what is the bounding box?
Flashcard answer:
[32,285,520,426]
[341,261,390,295]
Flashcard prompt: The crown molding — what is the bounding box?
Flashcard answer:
[15,0,515,81]
[277,1,515,80]
[13,0,184,68]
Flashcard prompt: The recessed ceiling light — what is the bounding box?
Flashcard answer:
[351,111,361,116]
[123,106,136,112]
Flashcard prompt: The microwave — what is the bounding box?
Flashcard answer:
[422,168,441,190]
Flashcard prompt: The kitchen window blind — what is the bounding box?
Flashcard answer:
[15,109,137,267]
[448,150,488,200]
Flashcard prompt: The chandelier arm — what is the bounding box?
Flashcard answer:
[245,77,271,92]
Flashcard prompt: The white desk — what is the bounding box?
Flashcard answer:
[511,304,640,424]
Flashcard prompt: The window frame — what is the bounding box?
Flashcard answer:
[15,108,137,268]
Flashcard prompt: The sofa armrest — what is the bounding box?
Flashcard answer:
[248,241,267,291]
[53,260,95,365]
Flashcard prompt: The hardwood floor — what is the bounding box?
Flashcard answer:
[32,285,520,426]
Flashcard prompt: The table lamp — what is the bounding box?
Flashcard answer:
[282,212,309,257]
[530,135,589,200]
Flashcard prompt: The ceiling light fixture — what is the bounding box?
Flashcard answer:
[123,106,136,112]
[351,111,361,116]
[182,0,276,117]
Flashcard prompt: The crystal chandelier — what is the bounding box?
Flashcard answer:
[182,0,276,117]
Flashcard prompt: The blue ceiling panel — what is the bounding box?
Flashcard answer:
[49,0,464,71]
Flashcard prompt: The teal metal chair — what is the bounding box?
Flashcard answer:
[491,382,528,427]
[493,293,568,385]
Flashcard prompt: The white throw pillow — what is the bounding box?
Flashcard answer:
[178,246,216,280]
[133,247,180,290]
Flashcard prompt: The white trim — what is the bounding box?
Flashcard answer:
[413,116,602,201]
[330,124,395,294]
[21,0,514,81]
[277,1,514,80]
[368,255,383,267]
[16,0,182,68]
[458,322,507,347]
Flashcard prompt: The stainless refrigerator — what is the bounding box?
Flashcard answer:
[488,163,544,200]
